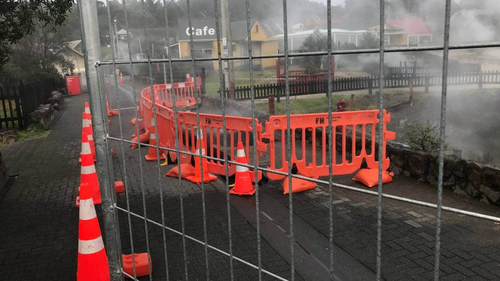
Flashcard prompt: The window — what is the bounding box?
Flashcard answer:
[384,35,390,46]
[255,24,259,33]
[409,35,419,46]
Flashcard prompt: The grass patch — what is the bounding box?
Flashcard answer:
[0,100,18,118]
[255,89,421,115]
[204,68,277,96]
[17,124,51,142]
[0,123,51,147]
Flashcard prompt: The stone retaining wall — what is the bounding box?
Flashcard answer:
[311,129,500,206]
[387,142,500,205]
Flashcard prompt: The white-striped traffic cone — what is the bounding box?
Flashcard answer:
[186,128,217,184]
[229,141,255,195]
[76,132,102,207]
[83,113,96,162]
[77,182,110,281]
[145,111,165,161]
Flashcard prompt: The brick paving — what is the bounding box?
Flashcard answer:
[260,176,500,280]
[1,82,499,280]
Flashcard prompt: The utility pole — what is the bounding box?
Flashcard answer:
[113,17,119,59]
[221,0,235,98]
[163,55,167,84]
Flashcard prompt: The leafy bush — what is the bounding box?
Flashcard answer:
[404,121,448,152]
[298,30,329,73]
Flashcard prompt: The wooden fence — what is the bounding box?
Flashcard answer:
[0,78,60,130]
[386,61,481,76]
[225,71,500,101]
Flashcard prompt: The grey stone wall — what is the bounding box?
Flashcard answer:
[387,142,500,206]
[317,129,499,206]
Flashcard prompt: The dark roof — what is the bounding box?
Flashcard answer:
[177,18,283,41]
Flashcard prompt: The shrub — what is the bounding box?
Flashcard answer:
[404,121,448,152]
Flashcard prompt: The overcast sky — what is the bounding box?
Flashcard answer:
[309,0,346,6]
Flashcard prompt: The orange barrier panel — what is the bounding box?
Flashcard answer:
[152,80,200,108]
[138,81,395,184]
[176,111,265,180]
[261,110,395,180]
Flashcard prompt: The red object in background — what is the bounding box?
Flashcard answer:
[337,100,346,112]
[66,75,81,96]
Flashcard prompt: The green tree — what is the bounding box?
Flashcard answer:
[358,33,378,49]
[0,0,73,69]
[0,23,74,86]
[299,30,329,73]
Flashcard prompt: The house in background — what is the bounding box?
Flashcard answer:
[116,29,130,41]
[302,15,342,31]
[367,24,410,47]
[55,40,85,75]
[177,18,282,69]
[274,28,367,52]
[386,17,432,46]
[367,17,432,47]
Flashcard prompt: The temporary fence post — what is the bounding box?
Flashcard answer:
[269,93,275,115]
[425,76,430,93]
[368,78,373,95]
[14,84,23,129]
[78,0,122,280]
[229,82,235,100]
[478,72,483,90]
[409,78,414,106]
[201,67,206,96]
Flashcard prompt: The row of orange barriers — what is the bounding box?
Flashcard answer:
[140,80,395,181]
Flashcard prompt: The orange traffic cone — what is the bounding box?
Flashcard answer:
[229,141,255,195]
[84,102,91,116]
[130,101,141,125]
[120,73,124,83]
[106,98,118,117]
[82,103,96,161]
[186,128,217,184]
[77,132,102,206]
[145,112,165,161]
[77,182,110,281]
[83,113,96,163]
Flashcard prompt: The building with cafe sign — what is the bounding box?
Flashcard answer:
[177,18,282,69]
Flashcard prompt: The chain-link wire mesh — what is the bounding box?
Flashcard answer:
[77,0,500,280]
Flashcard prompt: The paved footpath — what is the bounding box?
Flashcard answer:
[1,82,499,280]
[0,95,83,280]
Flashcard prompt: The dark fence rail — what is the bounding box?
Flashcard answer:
[386,62,481,76]
[0,78,61,129]
[224,71,500,101]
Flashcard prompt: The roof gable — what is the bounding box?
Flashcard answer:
[386,17,430,35]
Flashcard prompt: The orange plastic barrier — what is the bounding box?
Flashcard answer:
[152,80,200,108]
[175,111,264,181]
[138,81,396,184]
[261,110,396,180]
